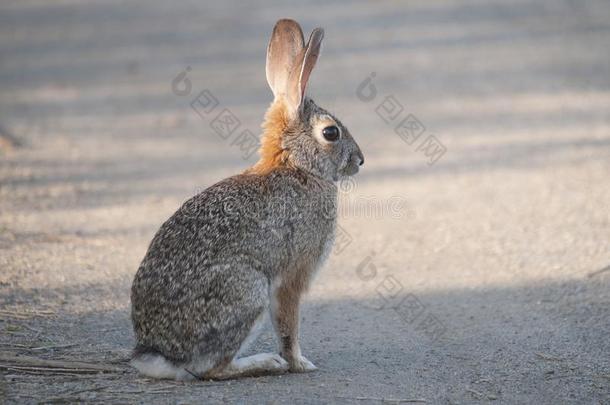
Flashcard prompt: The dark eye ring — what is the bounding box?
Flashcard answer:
[322,125,340,142]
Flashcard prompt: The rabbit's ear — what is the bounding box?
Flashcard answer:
[284,28,324,116]
[266,19,305,101]
[296,28,324,108]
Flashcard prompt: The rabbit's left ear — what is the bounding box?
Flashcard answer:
[285,28,324,117]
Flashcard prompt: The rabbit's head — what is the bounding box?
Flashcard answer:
[253,19,364,182]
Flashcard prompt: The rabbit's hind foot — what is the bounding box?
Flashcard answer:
[204,353,288,380]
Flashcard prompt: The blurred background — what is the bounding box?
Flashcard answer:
[1,0,609,403]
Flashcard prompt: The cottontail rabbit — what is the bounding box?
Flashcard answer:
[131,19,364,380]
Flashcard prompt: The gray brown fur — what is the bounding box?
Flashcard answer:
[130,18,363,380]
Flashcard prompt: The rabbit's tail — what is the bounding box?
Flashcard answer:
[130,347,200,381]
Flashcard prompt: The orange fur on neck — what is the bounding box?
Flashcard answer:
[249,99,291,175]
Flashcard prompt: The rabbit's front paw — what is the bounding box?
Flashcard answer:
[289,355,318,373]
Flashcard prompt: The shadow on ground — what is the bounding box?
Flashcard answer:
[1,275,608,404]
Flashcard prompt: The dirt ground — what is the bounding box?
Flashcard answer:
[1,0,609,403]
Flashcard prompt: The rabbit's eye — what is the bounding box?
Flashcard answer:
[322,125,340,142]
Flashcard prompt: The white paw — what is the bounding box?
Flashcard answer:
[289,355,317,373]
[251,353,288,371]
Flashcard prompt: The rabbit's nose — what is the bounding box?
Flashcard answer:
[356,151,364,166]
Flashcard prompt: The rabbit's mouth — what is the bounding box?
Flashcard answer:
[340,162,361,177]
[338,152,364,177]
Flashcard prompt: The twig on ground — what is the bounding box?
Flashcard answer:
[0,343,30,348]
[99,328,122,333]
[0,365,105,374]
[0,313,30,320]
[5,370,86,379]
[0,342,75,351]
[544,373,593,381]
[104,389,172,394]
[5,372,124,381]
[336,396,427,403]
[534,352,564,362]
[41,396,119,404]
[0,309,55,320]
[0,353,123,373]
[58,384,112,396]
[30,343,78,351]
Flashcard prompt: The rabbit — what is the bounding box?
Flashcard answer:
[130,19,364,381]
